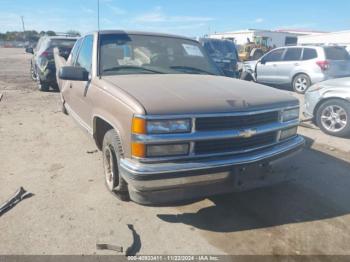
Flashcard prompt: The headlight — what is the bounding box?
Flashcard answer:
[132,117,191,134]
[146,144,189,157]
[280,127,298,140]
[307,84,323,92]
[282,108,299,122]
[147,119,191,134]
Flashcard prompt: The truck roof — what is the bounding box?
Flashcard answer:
[90,30,196,42]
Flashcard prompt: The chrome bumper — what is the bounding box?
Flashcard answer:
[120,136,305,194]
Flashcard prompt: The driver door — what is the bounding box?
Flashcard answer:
[69,35,94,131]
[256,48,285,84]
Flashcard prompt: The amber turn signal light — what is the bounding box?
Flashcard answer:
[131,142,146,158]
[132,117,146,134]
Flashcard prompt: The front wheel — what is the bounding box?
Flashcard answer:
[38,79,49,92]
[316,99,350,137]
[30,63,38,81]
[102,130,129,201]
[292,74,311,94]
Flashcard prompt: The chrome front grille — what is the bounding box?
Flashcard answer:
[194,131,277,155]
[195,111,279,131]
[132,107,299,163]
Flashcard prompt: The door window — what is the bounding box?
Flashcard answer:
[69,38,83,65]
[76,35,94,73]
[262,48,285,62]
[283,48,302,61]
[302,48,317,60]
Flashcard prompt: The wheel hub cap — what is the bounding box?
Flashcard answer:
[295,78,307,91]
[321,105,347,132]
[104,146,114,190]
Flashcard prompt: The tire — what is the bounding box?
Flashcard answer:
[61,101,68,115]
[240,71,254,82]
[316,99,350,137]
[292,74,311,94]
[102,129,129,201]
[38,79,49,92]
[30,63,37,81]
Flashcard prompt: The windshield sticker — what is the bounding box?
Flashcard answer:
[182,44,204,57]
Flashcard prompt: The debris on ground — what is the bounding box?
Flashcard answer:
[86,150,98,154]
[0,187,34,216]
[96,224,141,255]
[96,243,123,253]
[125,224,141,256]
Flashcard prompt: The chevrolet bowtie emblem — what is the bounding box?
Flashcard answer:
[238,128,257,138]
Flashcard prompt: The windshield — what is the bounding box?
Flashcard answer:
[99,34,221,76]
[203,39,238,60]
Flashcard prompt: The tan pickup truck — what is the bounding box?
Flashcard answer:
[56,30,304,204]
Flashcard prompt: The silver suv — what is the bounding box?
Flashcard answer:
[251,46,350,94]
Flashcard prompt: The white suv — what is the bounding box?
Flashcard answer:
[246,46,350,94]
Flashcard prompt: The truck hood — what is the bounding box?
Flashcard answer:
[103,74,298,115]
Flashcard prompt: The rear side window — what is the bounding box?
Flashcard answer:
[283,48,302,61]
[76,35,94,73]
[263,48,285,62]
[324,47,350,60]
[302,48,317,60]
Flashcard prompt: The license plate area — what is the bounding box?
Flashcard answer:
[232,162,272,191]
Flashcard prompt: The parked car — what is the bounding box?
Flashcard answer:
[199,38,239,78]
[241,45,350,94]
[25,35,78,91]
[304,77,350,137]
[55,30,304,204]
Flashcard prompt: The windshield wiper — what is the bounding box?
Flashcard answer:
[102,65,165,74]
[170,66,215,75]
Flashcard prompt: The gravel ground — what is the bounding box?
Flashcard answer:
[1,48,350,256]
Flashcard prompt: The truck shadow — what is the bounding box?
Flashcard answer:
[157,138,350,233]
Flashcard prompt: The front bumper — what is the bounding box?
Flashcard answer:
[120,136,305,204]
[303,90,322,119]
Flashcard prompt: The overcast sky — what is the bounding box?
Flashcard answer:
[1,0,350,36]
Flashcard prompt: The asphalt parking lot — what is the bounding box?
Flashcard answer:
[1,48,350,255]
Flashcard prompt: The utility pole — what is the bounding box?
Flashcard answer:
[20,16,25,32]
[20,16,26,45]
[97,0,100,31]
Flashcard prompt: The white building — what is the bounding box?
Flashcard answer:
[209,29,302,48]
[298,30,350,52]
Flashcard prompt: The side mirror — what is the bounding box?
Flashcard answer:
[260,58,266,65]
[59,66,89,81]
[25,47,34,54]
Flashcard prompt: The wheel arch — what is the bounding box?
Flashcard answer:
[93,115,125,154]
[292,72,311,85]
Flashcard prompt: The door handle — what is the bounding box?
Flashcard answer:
[273,64,277,67]
[69,83,72,88]
[294,63,300,66]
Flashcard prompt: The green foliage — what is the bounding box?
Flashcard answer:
[0,30,80,42]
[66,30,81,37]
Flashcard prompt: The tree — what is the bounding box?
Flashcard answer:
[66,30,81,37]
[46,31,56,36]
